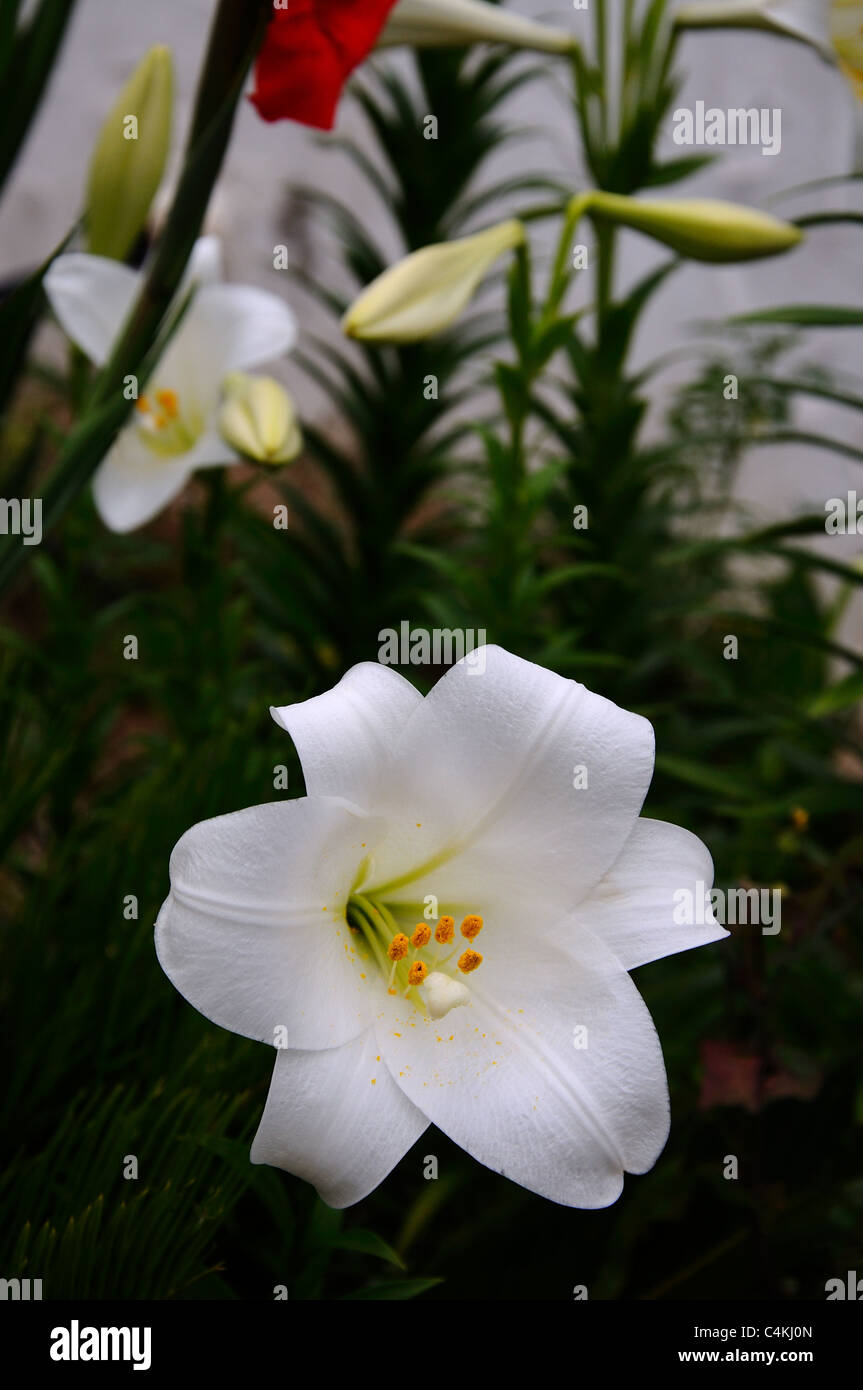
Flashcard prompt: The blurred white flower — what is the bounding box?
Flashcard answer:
[44,238,297,532]
[156,646,727,1209]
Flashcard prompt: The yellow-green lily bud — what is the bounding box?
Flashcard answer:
[86,46,173,261]
[581,191,802,263]
[219,373,302,465]
[342,219,525,343]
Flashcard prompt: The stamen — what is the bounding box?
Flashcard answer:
[135,395,151,414]
[435,916,455,944]
[457,949,483,974]
[156,388,180,419]
[460,914,483,940]
[408,960,428,986]
[387,933,409,961]
[411,923,431,948]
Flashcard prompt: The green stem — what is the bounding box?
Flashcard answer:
[0,0,80,197]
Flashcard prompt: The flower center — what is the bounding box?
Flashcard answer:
[346,895,485,1018]
[135,388,200,457]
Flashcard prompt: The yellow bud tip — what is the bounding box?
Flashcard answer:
[460,914,483,940]
[387,933,409,961]
[407,961,428,986]
[411,923,432,948]
[457,949,483,975]
[434,916,455,944]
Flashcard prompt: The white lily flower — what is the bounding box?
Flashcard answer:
[379,0,577,55]
[156,646,727,1209]
[43,238,298,533]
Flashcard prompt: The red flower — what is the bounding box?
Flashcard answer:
[250,0,400,130]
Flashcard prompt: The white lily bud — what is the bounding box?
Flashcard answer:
[219,374,302,465]
[582,191,802,263]
[379,0,577,55]
[342,218,525,343]
[86,46,173,261]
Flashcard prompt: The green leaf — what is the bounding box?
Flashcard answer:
[808,672,863,717]
[341,1276,444,1301]
[731,306,863,327]
[327,1229,406,1269]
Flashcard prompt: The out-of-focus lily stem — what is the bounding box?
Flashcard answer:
[0,0,273,590]
[0,0,80,198]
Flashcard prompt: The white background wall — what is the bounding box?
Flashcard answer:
[2,1,861,643]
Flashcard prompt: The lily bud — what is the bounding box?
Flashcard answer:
[219,374,302,465]
[342,218,525,343]
[675,2,834,58]
[581,191,802,263]
[379,0,577,55]
[86,46,173,261]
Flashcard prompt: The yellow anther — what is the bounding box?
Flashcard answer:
[458,949,483,974]
[156,387,179,419]
[411,923,431,948]
[135,395,151,414]
[435,916,455,944]
[460,914,483,940]
[408,960,428,986]
[791,806,809,831]
[387,933,409,961]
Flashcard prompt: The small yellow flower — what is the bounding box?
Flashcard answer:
[219,373,302,465]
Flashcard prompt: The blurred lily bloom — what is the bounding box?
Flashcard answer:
[342,218,524,342]
[44,238,297,532]
[156,645,727,1208]
[250,0,575,130]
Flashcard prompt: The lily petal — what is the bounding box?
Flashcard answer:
[155,799,387,1051]
[376,928,669,1208]
[370,645,655,916]
[91,426,237,533]
[250,1028,428,1207]
[44,253,140,366]
[271,662,424,811]
[182,284,298,394]
[577,817,729,970]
